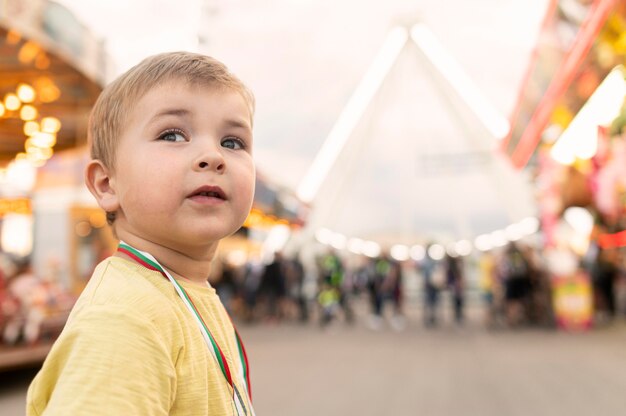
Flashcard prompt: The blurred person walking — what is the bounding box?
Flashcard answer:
[501,242,532,327]
[387,260,405,330]
[478,251,500,328]
[590,245,620,323]
[318,250,354,326]
[522,245,553,327]
[418,246,443,328]
[260,251,286,323]
[242,258,263,322]
[284,254,308,323]
[215,260,238,314]
[445,254,465,325]
[366,255,391,329]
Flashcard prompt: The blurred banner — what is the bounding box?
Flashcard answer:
[503,0,624,168]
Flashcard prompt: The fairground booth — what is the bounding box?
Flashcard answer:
[0,0,107,369]
[504,0,626,329]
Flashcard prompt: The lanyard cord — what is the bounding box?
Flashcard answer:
[117,242,253,415]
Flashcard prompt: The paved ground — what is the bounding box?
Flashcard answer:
[2,301,626,415]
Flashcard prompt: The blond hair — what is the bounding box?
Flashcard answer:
[88,51,255,170]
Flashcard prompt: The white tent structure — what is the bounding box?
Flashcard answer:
[296,24,537,250]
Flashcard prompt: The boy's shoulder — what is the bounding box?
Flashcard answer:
[70,256,180,327]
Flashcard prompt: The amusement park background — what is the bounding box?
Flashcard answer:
[1,0,626,415]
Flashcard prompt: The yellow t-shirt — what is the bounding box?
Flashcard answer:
[27,256,252,416]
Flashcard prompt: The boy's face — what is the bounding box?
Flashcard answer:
[106,80,255,252]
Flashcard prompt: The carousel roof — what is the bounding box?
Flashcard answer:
[0,1,105,165]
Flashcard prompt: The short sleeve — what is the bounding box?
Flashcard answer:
[27,305,177,416]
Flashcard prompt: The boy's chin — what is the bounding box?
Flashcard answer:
[184,227,241,245]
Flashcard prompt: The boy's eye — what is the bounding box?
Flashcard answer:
[158,131,186,142]
[221,137,245,150]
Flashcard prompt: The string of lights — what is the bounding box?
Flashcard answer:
[314,216,540,261]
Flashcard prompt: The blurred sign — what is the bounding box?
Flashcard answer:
[416,151,491,176]
[552,272,593,330]
[0,197,32,216]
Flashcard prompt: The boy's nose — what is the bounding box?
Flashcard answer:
[196,159,225,172]
[194,150,225,173]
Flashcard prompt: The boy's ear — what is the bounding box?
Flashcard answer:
[85,160,119,213]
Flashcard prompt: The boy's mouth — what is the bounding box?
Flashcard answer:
[188,185,227,201]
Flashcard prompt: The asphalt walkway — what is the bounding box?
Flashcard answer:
[246,305,626,416]
[2,302,626,415]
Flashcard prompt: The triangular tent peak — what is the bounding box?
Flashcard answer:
[296,23,535,243]
[297,23,510,205]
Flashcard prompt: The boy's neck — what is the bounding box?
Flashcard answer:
[115,234,216,287]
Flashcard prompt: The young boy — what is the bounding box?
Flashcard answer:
[27,51,256,415]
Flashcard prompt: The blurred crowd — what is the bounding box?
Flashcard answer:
[1,235,623,350]
[0,255,75,347]
[213,239,626,332]
[213,248,479,330]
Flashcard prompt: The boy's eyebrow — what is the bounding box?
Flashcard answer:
[149,110,250,130]
[149,108,191,124]
[223,118,252,130]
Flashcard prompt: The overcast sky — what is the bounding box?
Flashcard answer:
[58,0,548,188]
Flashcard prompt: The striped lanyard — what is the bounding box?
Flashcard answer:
[117,242,254,416]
